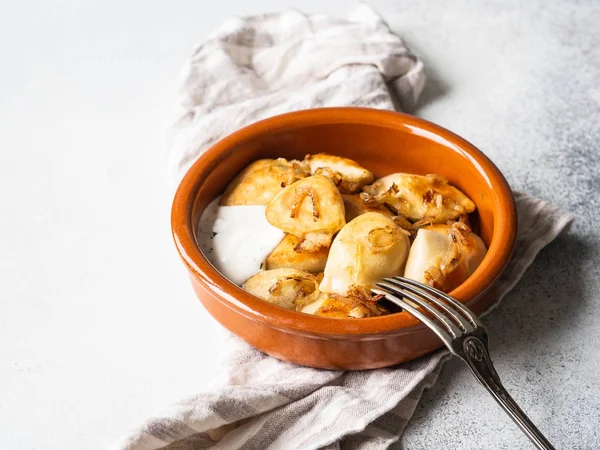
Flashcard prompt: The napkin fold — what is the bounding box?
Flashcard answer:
[167,4,424,185]
[112,6,573,450]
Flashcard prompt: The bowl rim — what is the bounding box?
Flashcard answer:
[171,107,517,337]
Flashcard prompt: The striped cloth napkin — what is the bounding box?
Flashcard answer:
[112,6,573,450]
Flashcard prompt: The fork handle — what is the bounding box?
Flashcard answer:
[461,337,556,450]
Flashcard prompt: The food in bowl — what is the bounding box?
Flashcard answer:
[172,108,517,369]
[197,153,487,318]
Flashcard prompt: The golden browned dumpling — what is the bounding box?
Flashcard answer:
[265,234,329,273]
[304,153,374,194]
[343,194,394,222]
[361,173,476,225]
[320,212,410,295]
[220,158,308,206]
[403,223,487,292]
[265,175,346,252]
[241,268,320,310]
[301,287,388,318]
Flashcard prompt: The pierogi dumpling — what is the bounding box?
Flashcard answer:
[404,223,487,292]
[342,194,394,222]
[361,173,476,225]
[220,158,308,206]
[320,212,410,295]
[265,234,329,273]
[265,175,346,252]
[301,288,388,318]
[242,268,320,310]
[304,154,374,194]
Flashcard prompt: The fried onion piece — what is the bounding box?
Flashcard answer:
[220,158,309,206]
[403,222,487,293]
[342,194,394,222]
[391,215,417,239]
[304,153,374,194]
[320,212,410,295]
[265,175,345,251]
[242,268,320,310]
[360,173,476,224]
[300,286,389,318]
[265,233,329,273]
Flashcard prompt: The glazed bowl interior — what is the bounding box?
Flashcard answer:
[173,108,516,337]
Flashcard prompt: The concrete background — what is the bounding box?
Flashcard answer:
[1,0,598,448]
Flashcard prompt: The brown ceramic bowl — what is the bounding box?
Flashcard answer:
[171,107,517,370]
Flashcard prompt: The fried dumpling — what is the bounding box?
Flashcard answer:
[241,268,320,310]
[320,212,410,295]
[301,287,388,318]
[304,153,374,194]
[343,194,394,222]
[265,175,346,252]
[403,223,487,292]
[220,158,308,206]
[361,173,476,225]
[265,234,329,273]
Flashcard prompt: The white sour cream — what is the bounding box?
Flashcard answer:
[197,197,285,285]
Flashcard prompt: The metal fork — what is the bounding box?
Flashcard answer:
[372,276,555,450]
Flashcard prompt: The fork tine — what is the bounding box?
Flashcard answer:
[372,287,454,349]
[376,281,463,338]
[384,278,475,333]
[393,276,484,329]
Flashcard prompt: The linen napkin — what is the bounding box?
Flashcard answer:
[167,4,424,185]
[112,6,574,450]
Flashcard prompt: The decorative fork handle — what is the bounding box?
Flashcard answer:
[460,337,556,450]
[374,277,556,448]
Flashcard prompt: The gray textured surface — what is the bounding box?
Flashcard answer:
[384,1,600,448]
[0,1,598,449]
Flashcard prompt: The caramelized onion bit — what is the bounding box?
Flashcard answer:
[271,158,309,188]
[360,182,400,208]
[391,215,416,237]
[314,166,343,185]
[267,274,320,307]
[314,285,388,318]
[367,226,400,253]
[290,186,320,220]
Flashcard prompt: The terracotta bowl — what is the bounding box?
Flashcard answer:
[171,108,517,370]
